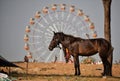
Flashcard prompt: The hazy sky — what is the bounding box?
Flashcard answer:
[0,0,120,63]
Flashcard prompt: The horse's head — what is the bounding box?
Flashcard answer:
[48,32,63,51]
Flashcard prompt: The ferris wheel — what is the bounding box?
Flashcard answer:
[24,4,97,62]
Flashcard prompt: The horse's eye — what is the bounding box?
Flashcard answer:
[53,38,56,41]
[55,39,58,41]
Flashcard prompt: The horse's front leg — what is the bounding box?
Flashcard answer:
[73,56,80,75]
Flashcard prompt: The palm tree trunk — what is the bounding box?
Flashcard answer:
[102,0,112,43]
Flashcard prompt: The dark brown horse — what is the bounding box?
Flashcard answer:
[48,32,113,76]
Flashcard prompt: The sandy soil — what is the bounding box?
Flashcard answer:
[4,62,120,81]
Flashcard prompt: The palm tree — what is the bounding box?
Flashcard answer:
[102,0,113,76]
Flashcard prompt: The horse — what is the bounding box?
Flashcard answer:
[48,32,113,76]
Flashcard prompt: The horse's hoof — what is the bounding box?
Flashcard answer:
[74,73,77,76]
[102,76,107,78]
[107,74,112,76]
[74,73,81,76]
[101,72,112,76]
[78,73,81,76]
[101,72,105,76]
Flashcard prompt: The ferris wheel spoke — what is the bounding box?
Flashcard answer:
[64,24,74,33]
[29,35,42,38]
[49,26,55,32]
[28,42,41,45]
[53,23,59,32]
[72,16,77,23]
[45,32,53,37]
[46,29,53,34]
[56,22,61,31]
[66,13,71,21]
[46,28,51,33]
[32,47,43,53]
[45,40,51,45]
[36,51,48,61]
[45,32,52,37]
[68,27,76,34]
[69,29,77,35]
[41,15,49,25]
[60,22,64,31]
[55,11,59,20]
[48,13,54,22]
[36,21,46,28]
[61,11,64,20]
[31,27,43,33]
[45,50,55,62]
[76,21,83,27]
[80,26,86,31]
[59,49,64,62]
[62,22,67,31]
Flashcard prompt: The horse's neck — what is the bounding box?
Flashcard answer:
[60,34,80,48]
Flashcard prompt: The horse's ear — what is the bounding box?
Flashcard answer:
[53,31,56,35]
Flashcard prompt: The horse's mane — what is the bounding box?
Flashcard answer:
[57,32,83,42]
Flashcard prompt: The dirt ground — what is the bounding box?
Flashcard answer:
[6,62,120,81]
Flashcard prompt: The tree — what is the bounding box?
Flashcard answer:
[102,0,112,43]
[102,0,113,76]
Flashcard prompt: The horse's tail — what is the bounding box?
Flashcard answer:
[107,45,114,63]
[107,42,114,57]
[107,43,114,76]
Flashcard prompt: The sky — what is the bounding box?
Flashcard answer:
[0,0,120,63]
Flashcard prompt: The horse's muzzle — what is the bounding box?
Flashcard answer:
[48,47,53,51]
[66,59,69,63]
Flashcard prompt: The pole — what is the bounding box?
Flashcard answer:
[26,62,28,80]
[24,55,29,80]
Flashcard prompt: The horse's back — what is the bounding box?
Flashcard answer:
[69,38,111,56]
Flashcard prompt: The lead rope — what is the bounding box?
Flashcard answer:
[65,48,73,63]
[65,48,70,59]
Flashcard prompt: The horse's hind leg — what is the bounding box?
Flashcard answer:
[106,47,113,76]
[100,47,113,76]
[100,56,112,76]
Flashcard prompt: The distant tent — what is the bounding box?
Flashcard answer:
[0,55,19,67]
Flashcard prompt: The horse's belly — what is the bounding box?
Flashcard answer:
[79,48,98,56]
[80,52,97,56]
